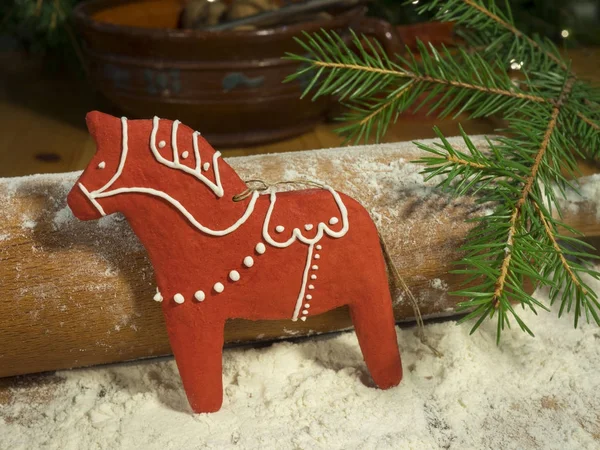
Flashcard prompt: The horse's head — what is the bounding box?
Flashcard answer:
[68,111,243,221]
[67,111,124,220]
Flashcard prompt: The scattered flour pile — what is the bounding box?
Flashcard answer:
[2,270,600,450]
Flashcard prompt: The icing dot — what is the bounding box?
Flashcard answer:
[229,270,240,282]
[316,245,322,250]
[158,140,166,148]
[97,161,106,169]
[310,275,317,280]
[306,294,312,300]
[174,293,185,304]
[181,151,189,159]
[329,217,339,225]
[203,162,210,171]
[214,282,224,293]
[255,243,266,254]
[308,285,314,290]
[314,254,320,259]
[275,225,285,233]
[194,290,205,302]
[153,291,163,302]
[304,224,313,231]
[243,256,254,268]
[312,265,319,270]
[302,310,309,315]
[301,317,307,322]
[305,303,310,308]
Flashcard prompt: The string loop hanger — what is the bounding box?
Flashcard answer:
[232,179,326,202]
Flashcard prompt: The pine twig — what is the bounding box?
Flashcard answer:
[577,112,600,132]
[534,203,588,296]
[492,76,576,308]
[465,0,600,133]
[461,0,566,70]
[357,84,413,127]
[310,61,547,103]
[311,59,599,129]
[446,154,487,170]
[459,0,600,127]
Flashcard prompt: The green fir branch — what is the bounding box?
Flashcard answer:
[414,0,566,72]
[286,0,600,342]
[286,31,549,144]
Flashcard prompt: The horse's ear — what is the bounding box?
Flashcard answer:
[86,111,119,137]
[85,111,121,153]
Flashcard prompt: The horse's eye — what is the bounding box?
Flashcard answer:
[97,161,106,169]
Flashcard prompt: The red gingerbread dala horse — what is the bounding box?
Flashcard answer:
[68,111,403,413]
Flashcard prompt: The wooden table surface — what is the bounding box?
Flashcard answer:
[1,46,597,178]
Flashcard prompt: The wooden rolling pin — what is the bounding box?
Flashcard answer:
[1,137,599,377]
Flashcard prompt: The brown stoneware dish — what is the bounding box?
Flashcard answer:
[73,0,402,146]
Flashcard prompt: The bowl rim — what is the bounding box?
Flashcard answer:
[73,0,366,41]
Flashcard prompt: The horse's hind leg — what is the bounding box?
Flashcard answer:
[349,280,403,389]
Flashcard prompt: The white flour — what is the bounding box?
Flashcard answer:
[2,270,600,450]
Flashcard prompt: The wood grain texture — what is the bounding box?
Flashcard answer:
[1,137,599,378]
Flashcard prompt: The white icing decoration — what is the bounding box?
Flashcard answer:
[153,289,163,302]
[97,161,106,169]
[78,116,130,216]
[304,224,313,231]
[308,285,314,290]
[329,217,339,225]
[214,282,224,293]
[203,162,210,171]
[194,290,205,302]
[262,186,349,248]
[255,243,266,254]
[314,254,320,259]
[302,310,309,315]
[305,303,310,308]
[78,182,107,216]
[95,187,258,236]
[301,317,307,322]
[275,225,285,233]
[291,243,315,321]
[158,140,166,148]
[174,293,185,304]
[310,275,317,280]
[306,294,312,300]
[312,265,318,270]
[80,118,258,236]
[316,245,322,250]
[181,151,189,159]
[229,270,240,282]
[150,117,223,197]
[243,256,254,267]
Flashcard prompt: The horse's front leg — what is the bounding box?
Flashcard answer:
[165,311,225,413]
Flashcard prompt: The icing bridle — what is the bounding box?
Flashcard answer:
[78,116,225,217]
[77,116,259,237]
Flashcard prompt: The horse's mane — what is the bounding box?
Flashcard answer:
[148,117,224,198]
